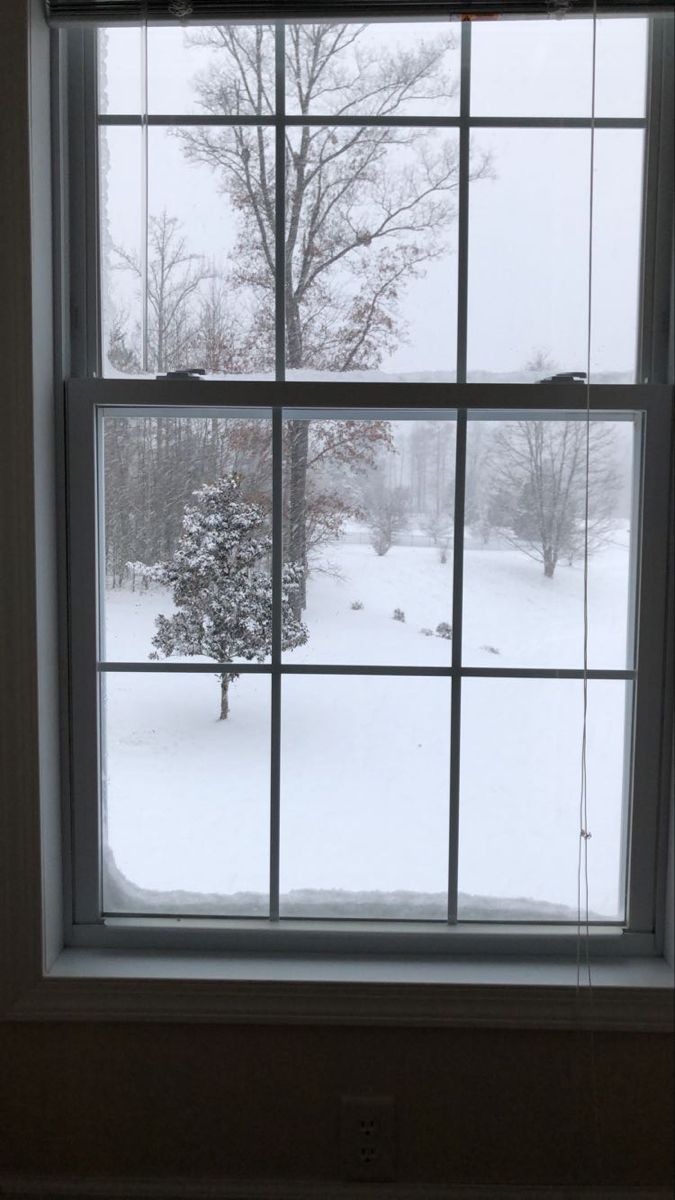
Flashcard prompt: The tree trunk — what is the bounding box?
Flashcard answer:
[544,554,556,578]
[219,674,230,720]
[286,299,308,617]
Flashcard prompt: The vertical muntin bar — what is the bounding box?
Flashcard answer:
[269,407,283,920]
[275,22,286,382]
[456,21,471,386]
[447,409,467,923]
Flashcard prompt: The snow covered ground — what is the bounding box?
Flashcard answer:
[102,535,632,921]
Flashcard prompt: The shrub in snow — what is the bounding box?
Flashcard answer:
[420,627,434,637]
[436,622,452,640]
[481,644,500,655]
[362,478,409,557]
[150,475,307,719]
[393,608,405,622]
[351,600,364,610]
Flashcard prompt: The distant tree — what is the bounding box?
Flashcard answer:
[488,419,620,578]
[150,476,307,718]
[525,347,557,375]
[362,478,409,556]
[113,210,213,373]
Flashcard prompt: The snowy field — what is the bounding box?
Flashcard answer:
[102,535,632,921]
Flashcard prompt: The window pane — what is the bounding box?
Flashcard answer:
[99,127,143,377]
[100,411,273,664]
[459,679,630,922]
[148,25,275,115]
[467,129,643,381]
[98,27,142,114]
[468,130,589,379]
[462,413,638,670]
[102,673,271,915]
[471,19,594,118]
[594,19,647,118]
[282,414,456,666]
[285,22,460,117]
[99,127,276,378]
[590,131,644,381]
[280,676,451,917]
[285,127,458,380]
[471,18,646,119]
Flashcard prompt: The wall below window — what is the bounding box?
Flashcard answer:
[0,1023,672,1190]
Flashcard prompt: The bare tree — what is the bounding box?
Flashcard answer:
[114,210,213,373]
[488,419,620,578]
[177,23,490,607]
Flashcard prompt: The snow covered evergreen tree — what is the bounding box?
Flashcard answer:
[150,475,307,718]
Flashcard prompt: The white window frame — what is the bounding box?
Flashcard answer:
[1,4,673,1029]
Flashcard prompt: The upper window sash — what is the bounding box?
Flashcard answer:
[57,16,673,384]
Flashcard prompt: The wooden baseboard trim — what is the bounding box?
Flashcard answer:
[0,1178,672,1200]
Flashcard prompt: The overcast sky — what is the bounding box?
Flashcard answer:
[99,17,647,379]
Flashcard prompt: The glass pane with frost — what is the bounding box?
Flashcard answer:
[285,127,459,381]
[459,679,630,922]
[280,675,451,918]
[98,27,142,114]
[100,411,273,664]
[102,672,271,915]
[281,414,456,666]
[99,127,143,378]
[462,413,638,670]
[148,25,275,115]
[286,22,460,117]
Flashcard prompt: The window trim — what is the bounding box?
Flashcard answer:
[2,2,673,1030]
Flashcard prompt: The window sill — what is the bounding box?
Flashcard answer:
[6,946,673,1029]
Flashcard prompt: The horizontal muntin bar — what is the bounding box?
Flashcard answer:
[73,378,669,411]
[98,661,634,679]
[97,403,637,423]
[98,112,645,129]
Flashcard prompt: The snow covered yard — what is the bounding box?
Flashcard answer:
[103,536,631,921]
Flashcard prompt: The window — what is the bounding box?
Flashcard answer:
[58,12,673,964]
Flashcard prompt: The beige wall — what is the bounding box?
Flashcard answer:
[0,4,672,1191]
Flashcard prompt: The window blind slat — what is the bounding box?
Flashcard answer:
[44,1,671,25]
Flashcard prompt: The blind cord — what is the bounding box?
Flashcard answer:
[577,0,597,998]
[577,0,604,1177]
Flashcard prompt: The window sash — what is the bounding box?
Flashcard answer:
[64,378,672,949]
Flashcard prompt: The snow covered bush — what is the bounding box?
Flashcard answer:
[362,478,409,556]
[150,475,307,718]
[393,608,405,622]
[436,622,452,640]
[351,600,364,610]
[420,627,434,637]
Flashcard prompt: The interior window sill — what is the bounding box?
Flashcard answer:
[7,946,672,1030]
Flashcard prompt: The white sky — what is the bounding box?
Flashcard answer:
[99,18,648,377]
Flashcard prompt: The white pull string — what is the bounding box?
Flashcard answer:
[576,4,603,1179]
[577,0,598,997]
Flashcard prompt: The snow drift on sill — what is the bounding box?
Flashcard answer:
[103,848,606,922]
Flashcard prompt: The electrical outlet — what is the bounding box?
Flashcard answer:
[340,1094,395,1182]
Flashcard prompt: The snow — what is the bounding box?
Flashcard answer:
[103,535,631,922]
